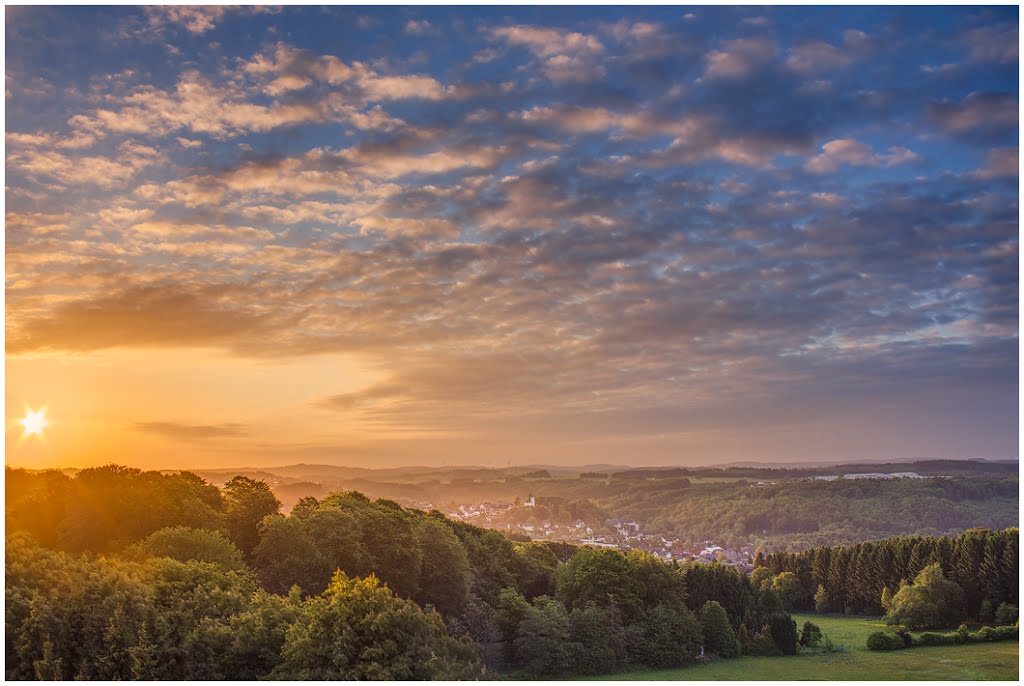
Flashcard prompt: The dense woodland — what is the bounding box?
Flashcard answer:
[757,528,1019,618]
[5,465,1019,680]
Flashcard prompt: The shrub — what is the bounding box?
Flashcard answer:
[799,621,823,648]
[745,625,781,656]
[970,624,1018,642]
[916,632,957,647]
[866,631,905,651]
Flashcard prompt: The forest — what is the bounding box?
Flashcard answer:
[5,465,1019,680]
[756,528,1019,618]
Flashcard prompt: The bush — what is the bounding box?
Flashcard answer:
[799,621,823,648]
[866,631,905,651]
[745,625,782,656]
[970,625,1018,642]
[916,632,958,647]
[994,603,1018,626]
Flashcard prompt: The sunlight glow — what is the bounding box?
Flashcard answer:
[19,407,48,437]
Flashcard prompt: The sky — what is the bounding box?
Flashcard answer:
[4,5,1019,470]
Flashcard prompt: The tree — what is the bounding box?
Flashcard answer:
[494,587,531,669]
[567,602,625,675]
[251,515,326,596]
[768,614,798,655]
[629,604,702,668]
[885,563,966,630]
[814,584,830,613]
[994,603,1018,625]
[750,566,774,591]
[700,601,739,657]
[513,597,572,677]
[414,518,471,616]
[274,572,484,680]
[880,586,893,611]
[127,526,247,573]
[771,572,801,611]
[222,476,280,557]
[188,588,302,680]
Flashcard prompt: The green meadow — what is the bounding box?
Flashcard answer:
[588,614,1019,681]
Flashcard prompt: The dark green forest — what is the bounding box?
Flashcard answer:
[757,527,1019,618]
[5,465,1019,680]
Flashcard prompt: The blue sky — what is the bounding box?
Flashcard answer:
[4,6,1019,468]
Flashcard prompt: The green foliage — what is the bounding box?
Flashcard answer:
[223,476,280,558]
[762,528,1018,617]
[885,563,966,630]
[273,572,484,680]
[880,586,894,610]
[494,587,532,669]
[252,514,327,595]
[627,604,702,669]
[866,631,906,651]
[770,571,801,611]
[415,518,471,615]
[188,589,303,679]
[126,526,247,573]
[750,566,774,591]
[567,602,626,675]
[994,603,1017,625]
[814,584,830,613]
[744,624,782,656]
[556,548,643,621]
[513,597,573,677]
[681,561,758,629]
[6,466,225,553]
[799,620,823,648]
[700,601,739,657]
[513,541,560,598]
[971,624,1018,642]
[768,614,798,655]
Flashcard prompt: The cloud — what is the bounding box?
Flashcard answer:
[963,24,1018,64]
[6,140,162,188]
[318,383,409,410]
[786,30,871,75]
[491,24,606,83]
[133,421,247,439]
[928,91,1018,139]
[6,284,276,354]
[973,147,1018,179]
[404,19,434,35]
[704,37,777,79]
[143,6,278,35]
[805,139,921,174]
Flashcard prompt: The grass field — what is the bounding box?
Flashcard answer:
[588,613,1019,681]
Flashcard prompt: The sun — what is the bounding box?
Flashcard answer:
[19,407,49,437]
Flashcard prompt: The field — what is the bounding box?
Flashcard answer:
[590,614,1019,681]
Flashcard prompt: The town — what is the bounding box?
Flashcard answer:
[432,494,757,572]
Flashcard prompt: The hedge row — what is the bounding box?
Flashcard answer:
[867,624,1018,651]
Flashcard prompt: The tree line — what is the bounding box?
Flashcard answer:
[754,527,1018,618]
[6,465,803,679]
